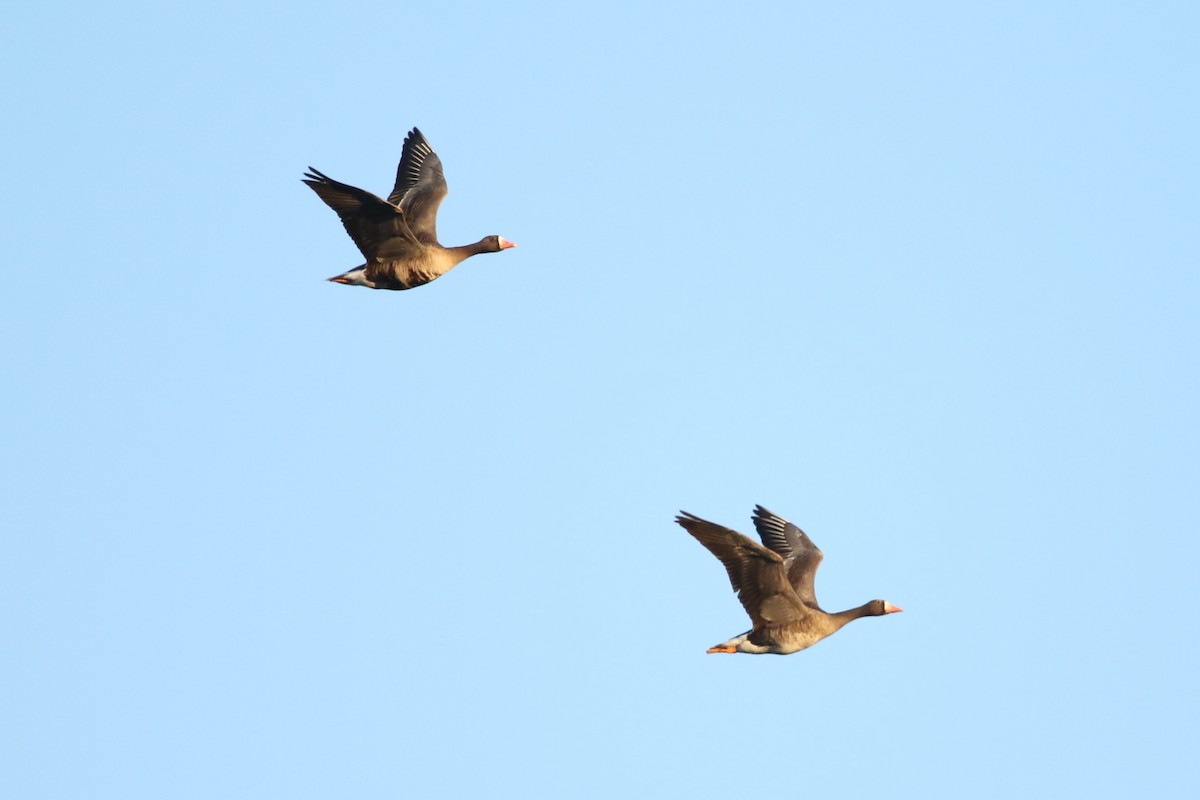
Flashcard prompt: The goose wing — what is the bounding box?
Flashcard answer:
[303,168,419,260]
[751,505,824,609]
[387,127,447,245]
[676,511,810,628]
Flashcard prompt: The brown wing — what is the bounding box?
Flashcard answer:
[303,168,420,261]
[751,505,824,609]
[387,128,447,245]
[676,511,810,628]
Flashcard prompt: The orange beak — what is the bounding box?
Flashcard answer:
[883,602,903,614]
[500,240,517,249]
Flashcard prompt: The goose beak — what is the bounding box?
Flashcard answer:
[499,239,517,250]
[706,646,738,654]
[883,602,903,614]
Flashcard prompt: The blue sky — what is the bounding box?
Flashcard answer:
[3,1,1198,797]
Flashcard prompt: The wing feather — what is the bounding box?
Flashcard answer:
[676,511,809,628]
[751,505,824,609]
[302,168,420,260]
[387,127,448,245]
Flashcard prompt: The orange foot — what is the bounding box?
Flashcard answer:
[706,646,737,654]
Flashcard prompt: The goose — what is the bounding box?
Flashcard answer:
[675,505,901,654]
[303,127,515,290]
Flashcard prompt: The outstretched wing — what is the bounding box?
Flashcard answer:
[676,511,809,628]
[751,505,824,609]
[387,127,448,245]
[303,168,419,261]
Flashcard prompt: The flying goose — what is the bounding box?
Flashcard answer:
[675,505,902,654]
[303,127,515,290]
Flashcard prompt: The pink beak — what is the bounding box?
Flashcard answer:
[500,240,517,249]
[883,602,903,614]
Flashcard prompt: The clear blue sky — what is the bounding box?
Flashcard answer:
[3,1,1198,797]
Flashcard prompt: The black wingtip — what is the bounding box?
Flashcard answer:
[752,504,778,523]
